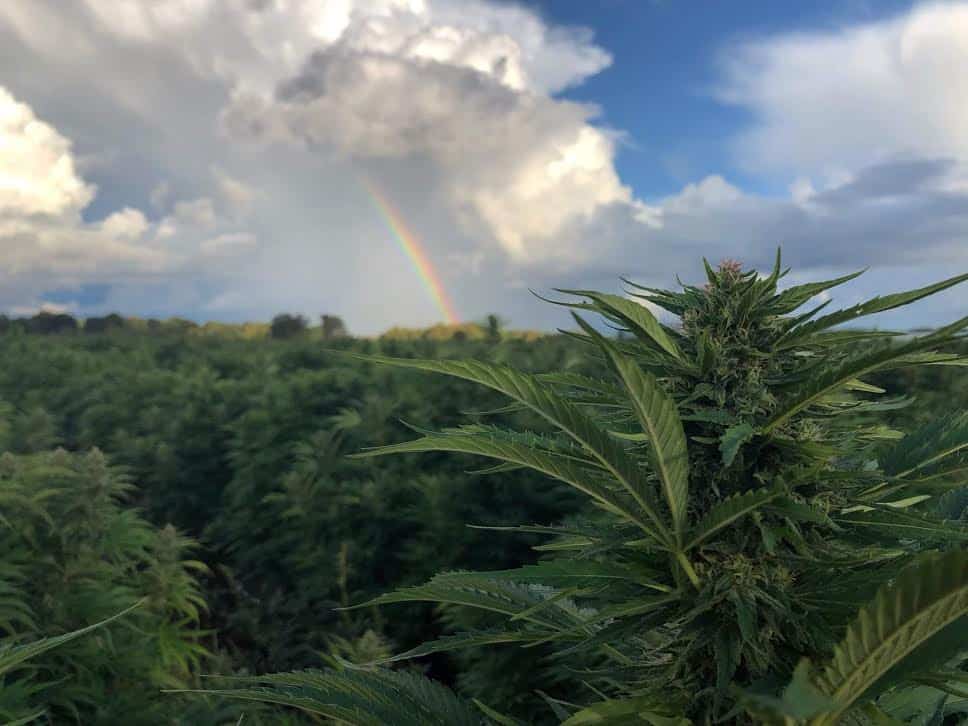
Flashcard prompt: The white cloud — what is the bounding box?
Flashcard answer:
[172,197,217,229]
[789,177,816,207]
[0,84,256,313]
[660,175,744,215]
[100,207,148,239]
[222,43,635,263]
[26,0,607,101]
[0,86,163,283]
[212,166,258,215]
[200,232,257,256]
[9,300,77,316]
[0,87,94,216]
[206,0,626,266]
[718,2,968,178]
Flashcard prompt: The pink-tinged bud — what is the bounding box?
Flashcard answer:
[718,258,743,277]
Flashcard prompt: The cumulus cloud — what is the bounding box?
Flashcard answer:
[717,2,968,178]
[223,44,635,262]
[637,2,968,290]
[645,160,968,271]
[205,0,632,266]
[0,87,94,216]
[200,232,258,256]
[100,208,149,240]
[212,167,259,216]
[0,85,255,314]
[65,0,609,96]
[0,86,163,280]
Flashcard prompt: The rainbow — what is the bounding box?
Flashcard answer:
[361,177,460,325]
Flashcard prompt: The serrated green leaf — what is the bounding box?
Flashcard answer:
[175,668,480,726]
[781,272,968,346]
[835,507,968,543]
[563,696,691,725]
[572,315,690,542]
[882,412,968,478]
[0,600,141,676]
[370,629,538,664]
[348,574,582,632]
[811,550,968,724]
[477,560,668,589]
[343,352,674,544]
[557,290,683,361]
[764,317,968,432]
[770,268,866,315]
[352,431,658,535]
[474,699,527,725]
[720,423,756,466]
[685,487,784,550]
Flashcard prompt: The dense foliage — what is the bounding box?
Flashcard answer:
[0,324,587,721]
[0,260,965,722]
[205,256,968,723]
[0,446,207,723]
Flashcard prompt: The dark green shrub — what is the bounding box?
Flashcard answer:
[270,314,309,339]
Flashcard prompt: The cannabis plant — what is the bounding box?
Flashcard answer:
[0,447,210,723]
[0,604,144,725]
[200,254,968,724]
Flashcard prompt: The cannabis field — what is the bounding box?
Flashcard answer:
[1,258,966,724]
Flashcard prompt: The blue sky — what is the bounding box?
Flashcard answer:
[533,0,915,196]
[0,0,965,332]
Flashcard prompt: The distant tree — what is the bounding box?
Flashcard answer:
[146,318,163,332]
[0,314,9,334]
[270,313,308,339]
[320,315,348,340]
[84,313,126,334]
[162,317,198,333]
[55,313,79,333]
[26,311,78,334]
[484,313,505,342]
[123,316,149,332]
[241,321,270,339]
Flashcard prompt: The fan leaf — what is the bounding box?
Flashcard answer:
[685,487,785,551]
[343,353,673,543]
[811,550,968,724]
[0,600,141,677]
[353,431,661,537]
[571,314,690,542]
[720,423,756,467]
[764,316,968,433]
[780,272,968,346]
[557,290,684,361]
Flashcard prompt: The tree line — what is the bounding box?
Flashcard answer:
[0,311,351,339]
